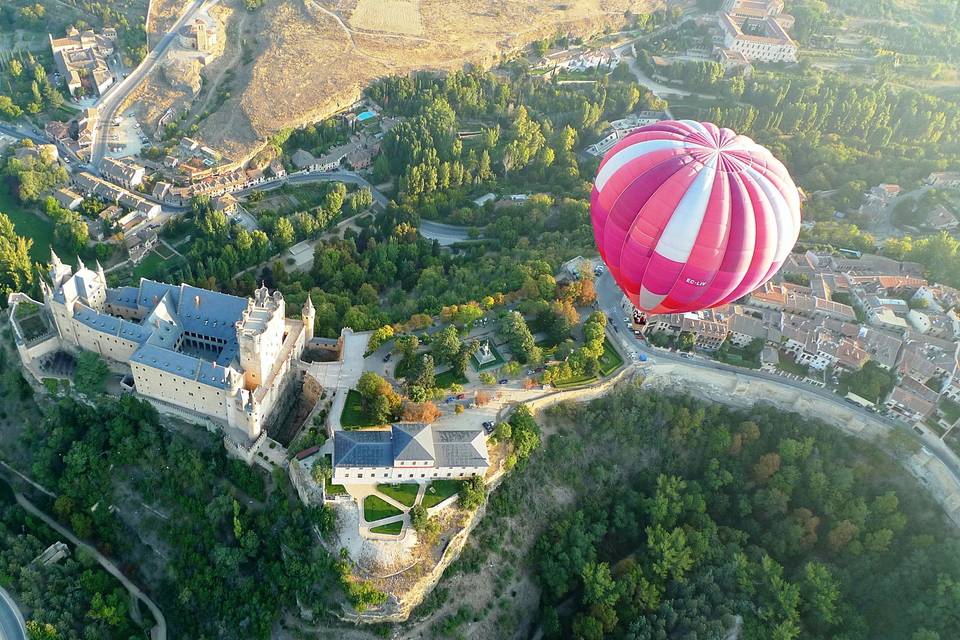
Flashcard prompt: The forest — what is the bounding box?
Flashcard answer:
[533,392,960,639]
[16,394,356,638]
[430,388,960,640]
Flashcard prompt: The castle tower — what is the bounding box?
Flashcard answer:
[96,260,106,286]
[49,249,72,288]
[302,295,315,342]
[237,285,285,390]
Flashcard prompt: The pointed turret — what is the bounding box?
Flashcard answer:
[76,255,85,271]
[49,248,72,287]
[96,260,106,284]
[302,294,315,342]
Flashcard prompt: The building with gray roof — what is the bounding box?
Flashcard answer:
[27,250,314,443]
[333,423,490,484]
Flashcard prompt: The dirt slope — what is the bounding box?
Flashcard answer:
[142,0,660,161]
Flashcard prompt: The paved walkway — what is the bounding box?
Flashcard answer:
[14,493,167,640]
[346,483,414,539]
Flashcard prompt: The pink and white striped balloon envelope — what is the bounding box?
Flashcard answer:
[591,120,801,314]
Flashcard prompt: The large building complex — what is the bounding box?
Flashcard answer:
[49,27,117,97]
[717,0,797,63]
[13,252,313,443]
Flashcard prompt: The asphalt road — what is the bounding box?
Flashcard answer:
[419,219,474,245]
[593,267,960,488]
[14,493,167,640]
[0,586,26,640]
[90,0,213,169]
[232,170,389,208]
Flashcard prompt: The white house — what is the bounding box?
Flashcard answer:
[332,423,489,484]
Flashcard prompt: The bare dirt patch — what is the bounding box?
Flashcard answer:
[137,0,658,160]
[349,0,425,35]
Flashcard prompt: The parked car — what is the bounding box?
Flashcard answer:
[498,378,508,385]
[482,421,495,435]
[457,393,466,400]
[382,353,392,362]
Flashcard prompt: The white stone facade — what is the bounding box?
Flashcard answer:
[21,251,313,442]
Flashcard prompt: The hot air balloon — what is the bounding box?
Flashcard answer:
[591,120,801,316]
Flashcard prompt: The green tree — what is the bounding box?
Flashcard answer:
[73,352,109,395]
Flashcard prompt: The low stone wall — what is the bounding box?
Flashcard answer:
[345,366,639,625]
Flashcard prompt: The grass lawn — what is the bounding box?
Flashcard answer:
[421,480,462,508]
[324,476,347,496]
[154,243,175,258]
[363,495,403,522]
[132,251,167,280]
[370,521,403,535]
[340,389,383,429]
[0,185,55,261]
[16,313,50,341]
[940,398,960,424]
[435,369,468,389]
[777,355,810,377]
[377,483,419,507]
[472,342,506,371]
[598,337,624,376]
[554,374,598,389]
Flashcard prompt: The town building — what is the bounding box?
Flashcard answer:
[886,376,938,422]
[925,172,960,189]
[748,282,856,322]
[717,12,797,63]
[53,188,84,211]
[49,27,117,96]
[101,157,146,189]
[178,19,211,52]
[332,422,489,484]
[925,205,958,231]
[868,183,902,202]
[714,47,753,74]
[125,229,158,264]
[73,172,159,219]
[76,108,99,149]
[585,112,666,156]
[15,254,312,444]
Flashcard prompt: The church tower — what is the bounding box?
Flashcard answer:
[302,295,315,342]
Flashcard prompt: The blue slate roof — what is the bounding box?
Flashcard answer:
[131,343,200,378]
[334,430,394,467]
[176,285,247,341]
[118,320,152,343]
[137,279,181,309]
[197,360,231,388]
[75,306,122,334]
[393,424,434,462]
[130,344,232,389]
[106,286,140,309]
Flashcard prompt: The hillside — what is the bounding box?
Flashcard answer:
[134,0,660,160]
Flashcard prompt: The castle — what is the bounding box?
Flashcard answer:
[11,251,316,444]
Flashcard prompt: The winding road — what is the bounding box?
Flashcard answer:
[232,169,389,208]
[593,268,960,495]
[13,492,167,640]
[0,586,26,640]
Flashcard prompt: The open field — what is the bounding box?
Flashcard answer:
[136,0,657,161]
[351,0,424,35]
[0,186,55,262]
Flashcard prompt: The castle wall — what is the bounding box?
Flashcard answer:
[131,361,231,423]
[74,321,140,363]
